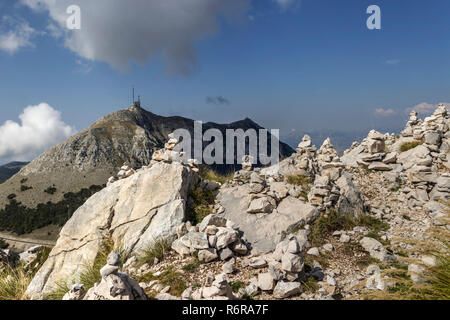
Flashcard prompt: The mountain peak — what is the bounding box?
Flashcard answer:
[0,106,293,211]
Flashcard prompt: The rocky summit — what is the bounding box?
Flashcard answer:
[2,104,449,301]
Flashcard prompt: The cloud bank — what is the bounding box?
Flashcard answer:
[385,59,400,65]
[0,16,37,54]
[22,0,251,74]
[374,108,396,117]
[405,102,450,115]
[0,103,75,163]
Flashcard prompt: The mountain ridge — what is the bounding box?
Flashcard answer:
[0,104,293,216]
[0,162,29,184]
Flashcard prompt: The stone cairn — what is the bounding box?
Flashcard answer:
[172,214,249,300]
[62,252,146,300]
[64,252,147,300]
[239,235,309,299]
[107,132,200,187]
[172,214,248,263]
[340,104,450,225]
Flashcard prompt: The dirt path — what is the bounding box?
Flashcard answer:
[0,232,56,249]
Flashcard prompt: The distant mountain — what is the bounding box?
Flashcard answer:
[0,162,29,184]
[282,130,370,155]
[0,104,293,230]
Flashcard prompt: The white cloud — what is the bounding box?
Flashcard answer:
[404,102,450,115]
[0,103,75,162]
[374,108,396,117]
[273,0,299,10]
[21,0,251,74]
[385,59,400,65]
[0,16,37,54]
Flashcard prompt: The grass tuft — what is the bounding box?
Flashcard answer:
[309,210,389,247]
[0,246,52,300]
[399,140,424,152]
[187,187,215,225]
[286,174,310,188]
[302,277,319,293]
[229,281,245,293]
[157,266,187,297]
[199,166,233,184]
[137,238,173,267]
[182,258,200,273]
[0,266,33,300]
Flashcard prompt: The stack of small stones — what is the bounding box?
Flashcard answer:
[172,214,248,263]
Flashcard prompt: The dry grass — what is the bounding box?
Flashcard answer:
[46,238,127,300]
[399,140,424,152]
[0,246,51,300]
[137,238,173,267]
[199,166,233,184]
[358,203,450,300]
[0,266,34,300]
[309,210,390,247]
[286,174,311,188]
[286,174,311,200]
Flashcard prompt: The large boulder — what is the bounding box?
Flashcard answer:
[218,185,319,253]
[273,281,302,298]
[360,237,396,263]
[335,172,365,217]
[26,161,198,298]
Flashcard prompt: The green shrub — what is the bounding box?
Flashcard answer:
[229,281,245,293]
[44,187,57,195]
[7,194,16,200]
[20,185,32,192]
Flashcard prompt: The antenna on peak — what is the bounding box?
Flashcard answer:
[131,86,141,108]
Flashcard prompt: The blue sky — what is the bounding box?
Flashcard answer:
[0,0,449,163]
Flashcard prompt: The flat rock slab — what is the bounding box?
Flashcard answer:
[218,186,318,254]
